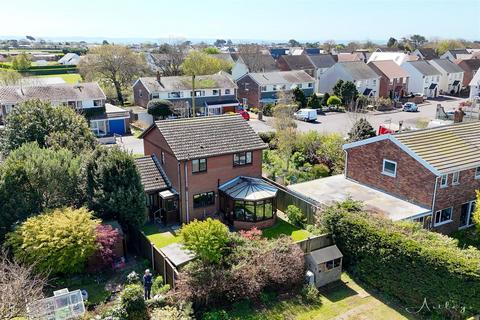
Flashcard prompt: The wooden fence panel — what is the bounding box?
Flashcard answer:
[296,234,333,253]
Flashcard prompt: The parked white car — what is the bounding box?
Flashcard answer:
[294,108,318,122]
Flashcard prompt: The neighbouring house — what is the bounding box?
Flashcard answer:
[140,114,279,229]
[368,60,409,99]
[469,70,480,100]
[319,61,380,97]
[334,53,362,62]
[367,51,418,66]
[231,53,278,80]
[236,70,315,107]
[0,82,130,136]
[57,52,81,65]
[276,55,316,76]
[455,59,480,88]
[429,59,464,94]
[269,48,289,59]
[401,61,441,98]
[413,48,439,60]
[291,121,480,235]
[441,49,470,61]
[134,154,179,224]
[132,71,238,116]
[308,54,337,92]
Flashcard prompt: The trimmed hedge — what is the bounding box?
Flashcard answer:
[25,68,78,75]
[322,204,480,318]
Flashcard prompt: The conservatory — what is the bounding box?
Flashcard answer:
[218,176,278,229]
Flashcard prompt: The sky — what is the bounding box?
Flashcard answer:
[2,0,479,43]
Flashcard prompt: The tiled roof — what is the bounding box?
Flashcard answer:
[308,54,336,69]
[0,82,105,104]
[150,114,267,160]
[239,54,279,72]
[430,59,464,73]
[405,61,441,76]
[134,155,171,192]
[447,49,470,58]
[395,121,480,173]
[458,59,480,72]
[279,55,315,70]
[335,53,362,62]
[248,70,314,85]
[368,60,408,79]
[338,61,379,80]
[137,71,237,93]
[417,48,438,60]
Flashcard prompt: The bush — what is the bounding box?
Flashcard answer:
[152,276,170,296]
[347,118,376,143]
[311,164,330,178]
[302,284,319,304]
[321,92,330,106]
[180,218,230,264]
[258,131,276,144]
[126,271,140,284]
[286,205,306,228]
[238,227,262,241]
[88,224,123,272]
[262,103,275,116]
[147,99,173,120]
[326,95,342,106]
[120,284,148,320]
[150,304,193,320]
[6,207,99,274]
[307,94,321,109]
[322,201,480,318]
[202,310,229,320]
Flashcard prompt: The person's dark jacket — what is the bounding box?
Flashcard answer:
[143,274,153,288]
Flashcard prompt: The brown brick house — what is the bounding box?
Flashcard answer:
[368,60,409,99]
[455,59,480,88]
[276,55,316,77]
[139,114,278,229]
[343,121,480,234]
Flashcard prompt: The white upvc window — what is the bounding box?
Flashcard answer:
[434,207,453,226]
[452,171,460,185]
[382,159,397,177]
[475,167,480,179]
[459,201,476,229]
[440,174,448,188]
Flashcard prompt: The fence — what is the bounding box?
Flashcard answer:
[128,228,180,289]
[296,234,333,254]
[263,177,322,224]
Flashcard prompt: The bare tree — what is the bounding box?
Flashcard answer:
[153,41,187,76]
[171,100,191,118]
[237,44,269,72]
[322,40,337,53]
[0,251,47,319]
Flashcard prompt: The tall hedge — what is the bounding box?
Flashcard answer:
[322,204,480,317]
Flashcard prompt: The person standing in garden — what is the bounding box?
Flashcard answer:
[143,269,153,300]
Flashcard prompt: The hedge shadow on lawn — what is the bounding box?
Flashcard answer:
[318,280,358,303]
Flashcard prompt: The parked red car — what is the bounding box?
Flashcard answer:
[238,110,250,120]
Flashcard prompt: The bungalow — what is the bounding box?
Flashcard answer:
[367,51,418,66]
[231,53,279,80]
[236,70,315,107]
[455,59,480,88]
[413,48,439,60]
[469,70,480,100]
[401,61,441,98]
[132,71,238,116]
[57,53,81,66]
[440,49,470,61]
[276,55,316,77]
[308,54,337,93]
[429,59,464,94]
[140,114,278,229]
[291,121,480,235]
[319,61,380,97]
[367,60,409,99]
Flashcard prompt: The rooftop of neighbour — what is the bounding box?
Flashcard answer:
[307,54,336,69]
[368,60,409,79]
[236,53,279,72]
[430,59,464,74]
[403,60,441,76]
[136,71,237,93]
[416,48,439,60]
[336,61,379,80]
[245,70,315,86]
[278,55,315,70]
[0,82,105,103]
[134,154,171,193]
[140,114,267,160]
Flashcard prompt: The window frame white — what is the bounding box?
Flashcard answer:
[434,207,453,227]
[381,159,397,178]
[452,171,460,185]
[475,167,480,179]
[459,200,476,229]
[440,174,448,188]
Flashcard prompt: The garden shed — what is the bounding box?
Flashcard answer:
[305,244,343,287]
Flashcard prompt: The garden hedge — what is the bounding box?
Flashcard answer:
[24,68,78,75]
[323,208,480,317]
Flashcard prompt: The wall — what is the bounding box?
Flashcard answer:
[133,80,151,108]
[236,75,260,107]
[346,139,436,208]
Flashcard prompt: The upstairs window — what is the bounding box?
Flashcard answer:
[93,99,102,107]
[382,159,397,177]
[475,167,480,179]
[233,151,252,166]
[308,82,313,88]
[440,174,448,188]
[452,171,460,185]
[212,89,219,95]
[151,93,160,99]
[225,89,231,95]
[168,91,182,98]
[192,158,207,173]
[260,86,267,92]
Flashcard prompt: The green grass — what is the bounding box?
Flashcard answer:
[50,274,111,306]
[32,73,82,84]
[142,224,181,248]
[262,217,310,242]
[211,273,416,320]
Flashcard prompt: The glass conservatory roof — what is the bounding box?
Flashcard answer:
[219,176,278,201]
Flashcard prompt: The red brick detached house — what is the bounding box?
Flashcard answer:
[140,114,278,229]
[343,121,480,234]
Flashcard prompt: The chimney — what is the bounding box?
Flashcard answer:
[156,71,161,83]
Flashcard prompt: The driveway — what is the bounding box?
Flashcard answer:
[248,96,465,135]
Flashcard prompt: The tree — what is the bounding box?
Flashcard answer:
[0,100,96,156]
[180,218,230,264]
[273,103,298,170]
[340,81,359,106]
[333,79,344,97]
[435,39,466,55]
[78,44,147,105]
[120,284,148,320]
[347,118,376,142]
[85,146,146,228]
[307,94,321,109]
[409,34,427,49]
[317,133,345,174]
[147,99,173,120]
[321,92,330,106]
[6,207,98,274]
[181,51,233,116]
[203,47,221,54]
[0,69,22,86]
[153,42,186,76]
[286,205,306,227]
[327,95,342,106]
[473,191,480,236]
[0,143,85,240]
[322,40,336,53]
[11,53,31,71]
[88,224,123,272]
[214,39,226,47]
[288,39,301,47]
[0,250,47,319]
[387,37,398,48]
[292,87,307,108]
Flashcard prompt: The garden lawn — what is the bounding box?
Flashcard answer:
[33,73,82,84]
[142,224,181,248]
[216,273,416,320]
[262,217,310,242]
